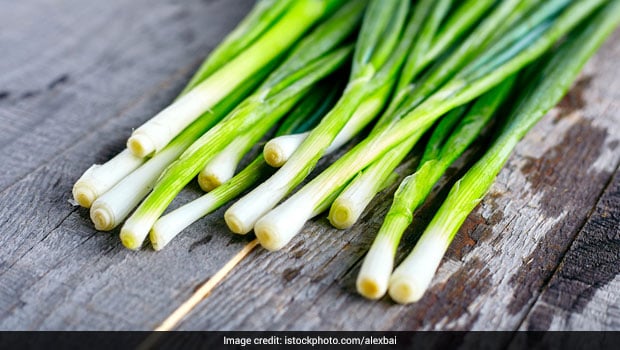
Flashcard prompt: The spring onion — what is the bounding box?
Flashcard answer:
[119,2,365,249]
[151,157,268,250]
[328,0,453,229]
[357,78,513,300]
[316,0,518,230]
[204,78,342,188]
[328,0,528,230]
[229,0,418,236]
[194,83,320,192]
[179,0,296,95]
[122,46,351,248]
[72,0,290,208]
[253,0,607,251]
[419,0,494,74]
[88,72,267,230]
[72,150,144,208]
[388,1,620,304]
[150,81,343,249]
[262,0,480,170]
[126,0,343,158]
[197,135,255,192]
[263,85,388,168]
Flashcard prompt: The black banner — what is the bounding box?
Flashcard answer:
[0,331,618,350]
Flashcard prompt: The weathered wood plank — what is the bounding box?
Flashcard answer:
[175,30,620,331]
[0,0,257,330]
[518,167,620,331]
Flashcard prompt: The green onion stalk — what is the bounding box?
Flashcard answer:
[471,0,571,73]
[262,86,385,168]
[72,150,144,208]
[89,72,268,231]
[201,78,344,190]
[261,0,488,170]
[255,0,522,249]
[252,0,608,251]
[328,0,456,229]
[357,78,514,300]
[119,1,365,250]
[71,0,288,208]
[262,0,441,171]
[328,0,556,229]
[196,132,258,192]
[391,0,522,114]
[179,0,296,95]
[151,83,343,250]
[328,0,523,229]
[388,1,620,304]
[126,0,344,158]
[193,85,336,192]
[227,0,419,236]
[416,0,495,79]
[151,157,268,250]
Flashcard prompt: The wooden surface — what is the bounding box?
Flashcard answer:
[0,0,618,331]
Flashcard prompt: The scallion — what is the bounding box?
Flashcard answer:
[126,0,343,158]
[388,1,620,304]
[229,0,418,236]
[72,0,287,208]
[252,0,607,251]
[150,80,343,249]
[120,2,365,249]
[263,86,388,168]
[357,78,514,300]
[72,150,144,208]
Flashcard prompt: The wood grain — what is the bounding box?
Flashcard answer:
[519,168,620,331]
[0,0,618,331]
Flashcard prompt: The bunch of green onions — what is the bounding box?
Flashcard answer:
[73,0,620,305]
[252,0,607,251]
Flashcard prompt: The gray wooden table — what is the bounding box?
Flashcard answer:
[1,0,619,331]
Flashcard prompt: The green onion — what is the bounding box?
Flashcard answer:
[388,1,620,304]
[229,0,418,237]
[88,72,266,230]
[126,0,343,158]
[196,132,260,192]
[72,0,292,208]
[323,0,515,230]
[396,0,522,113]
[252,0,607,251]
[357,78,513,300]
[327,137,415,230]
[263,86,388,168]
[151,156,268,251]
[471,0,570,73]
[382,0,495,121]
[421,0,494,70]
[393,0,451,94]
[277,79,345,136]
[328,0,455,229]
[72,150,144,208]
[260,77,342,167]
[263,78,347,167]
[198,76,344,190]
[150,81,343,250]
[120,2,364,249]
[122,46,350,248]
[179,0,296,95]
